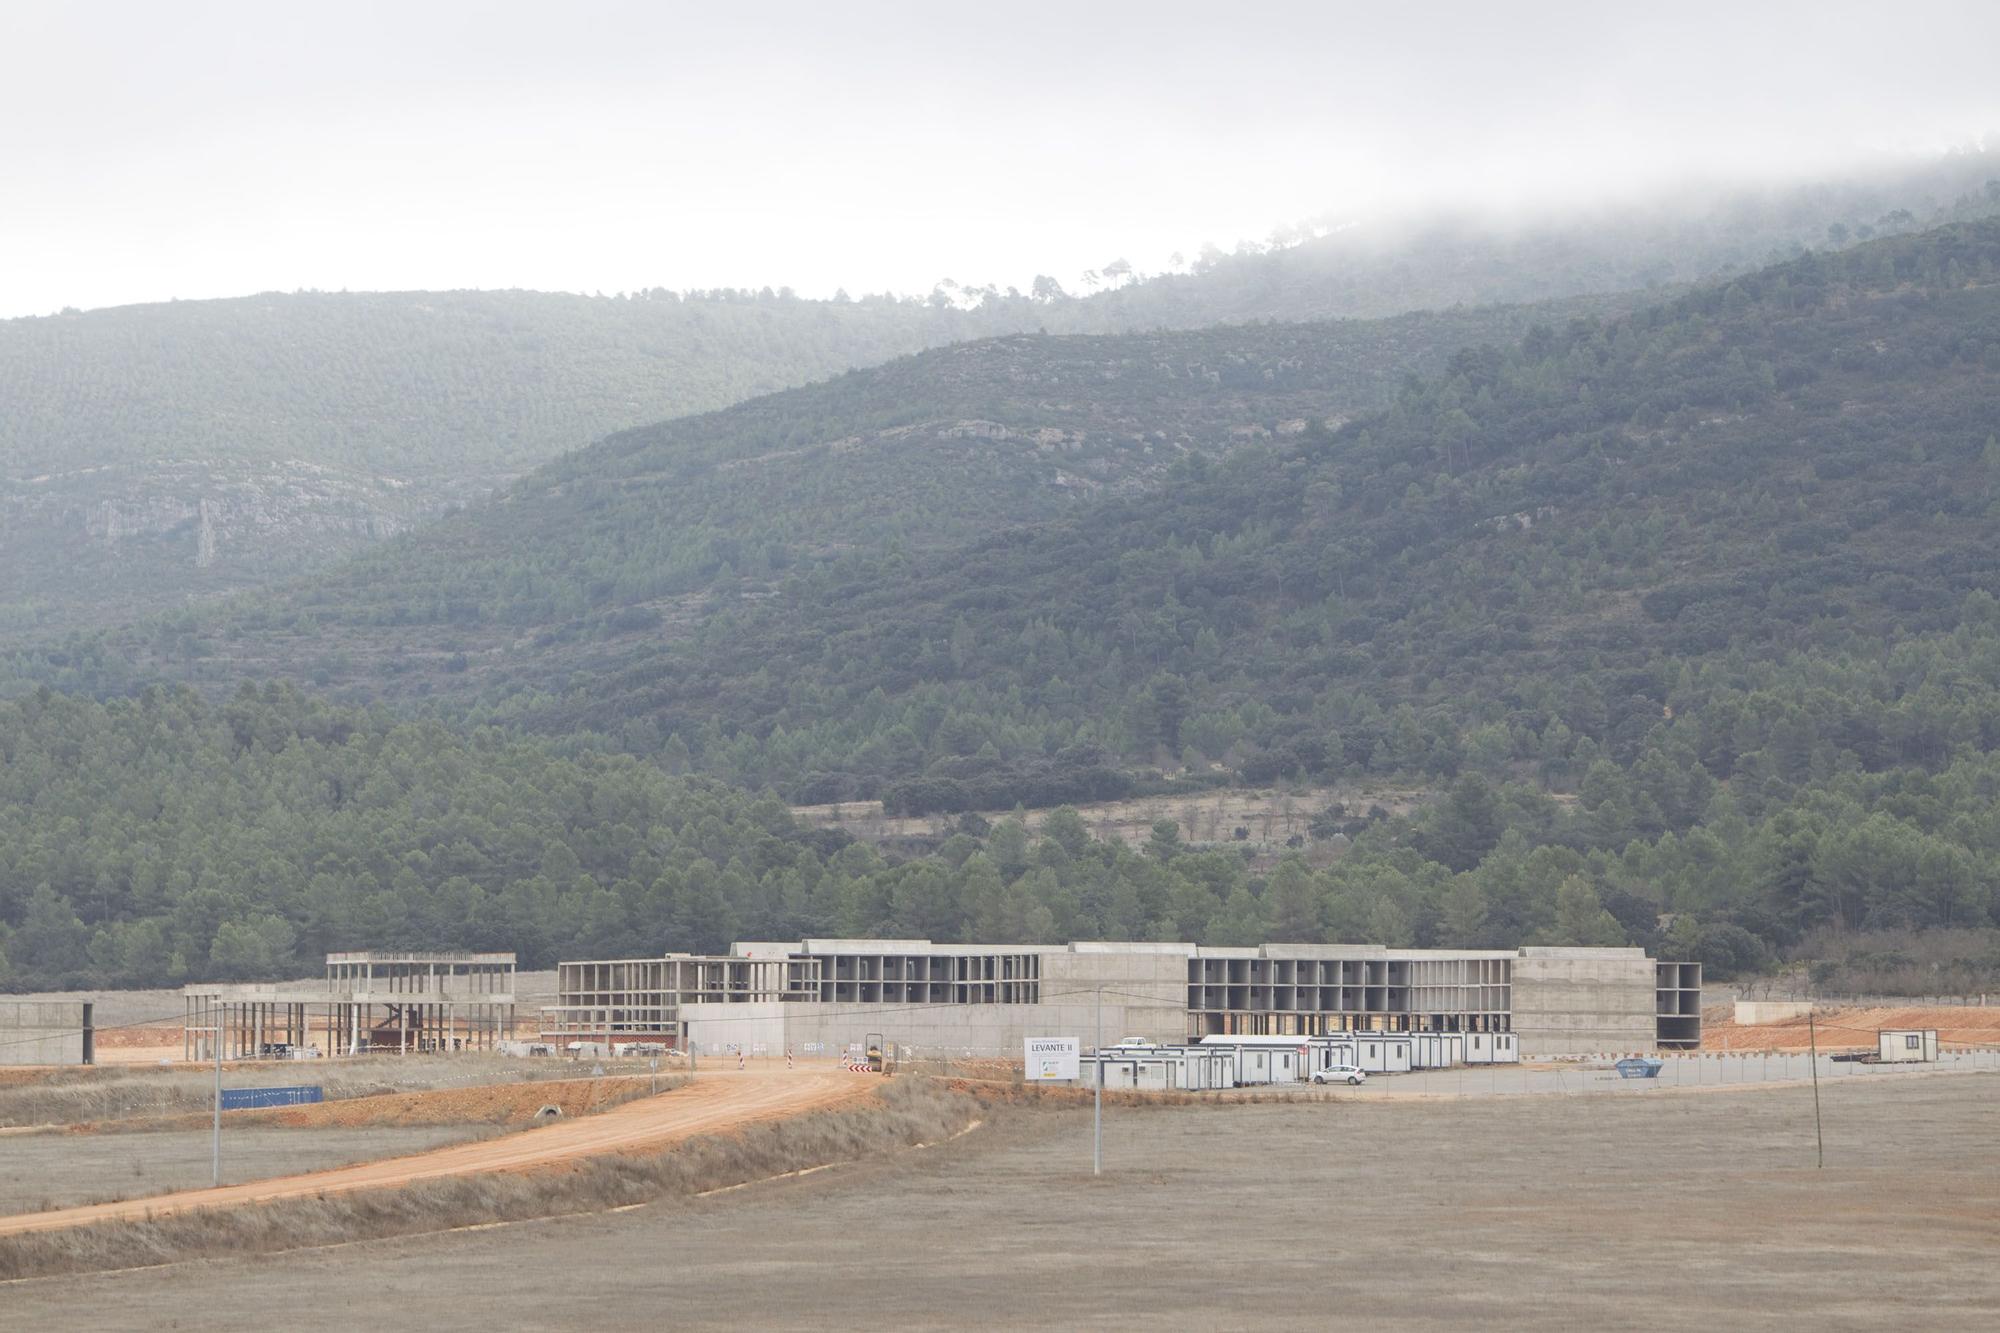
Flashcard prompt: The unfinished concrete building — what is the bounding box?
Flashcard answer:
[0,1001,94,1065]
[544,939,1698,1059]
[183,951,517,1059]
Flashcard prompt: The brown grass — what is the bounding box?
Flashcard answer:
[0,1055,669,1130]
[0,1077,978,1281]
[61,1074,679,1137]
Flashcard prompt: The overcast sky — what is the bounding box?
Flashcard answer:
[4,1,1998,318]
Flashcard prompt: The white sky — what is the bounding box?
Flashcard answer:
[3,0,1997,317]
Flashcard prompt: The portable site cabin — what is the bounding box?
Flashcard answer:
[1877,1029,1939,1063]
[1301,1033,1411,1074]
[1308,1036,1357,1073]
[1350,1034,1414,1074]
[1080,1046,1237,1090]
[1191,1046,1238,1089]
[1088,1056,1174,1091]
[1196,1035,1307,1085]
[1462,1031,1520,1065]
[1409,1032,1465,1070]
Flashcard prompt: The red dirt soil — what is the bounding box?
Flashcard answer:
[1701,1003,2000,1050]
[0,1065,872,1237]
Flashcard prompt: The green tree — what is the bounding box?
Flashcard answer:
[1550,876,1624,947]
[1265,857,1322,941]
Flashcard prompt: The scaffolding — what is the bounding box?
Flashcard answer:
[183,951,517,1059]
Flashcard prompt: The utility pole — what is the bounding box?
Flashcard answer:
[1093,985,1103,1177]
[190,1015,223,1188]
[1807,1009,1824,1169]
[214,1019,223,1187]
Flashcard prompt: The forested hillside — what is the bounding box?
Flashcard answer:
[0,683,1632,990]
[5,151,1993,640]
[251,305,1592,629]
[96,220,1997,800]
[540,222,2000,802]
[0,290,1019,638]
[7,224,2000,987]
[10,301,1609,693]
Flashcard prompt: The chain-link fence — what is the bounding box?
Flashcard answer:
[1375,1046,2000,1098]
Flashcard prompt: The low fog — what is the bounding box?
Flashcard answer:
[4,0,1998,317]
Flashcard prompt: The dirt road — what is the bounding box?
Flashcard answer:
[0,1066,865,1237]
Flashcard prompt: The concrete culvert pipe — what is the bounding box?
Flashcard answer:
[535,1105,563,1120]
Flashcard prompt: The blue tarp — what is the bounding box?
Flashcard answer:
[219,1085,325,1110]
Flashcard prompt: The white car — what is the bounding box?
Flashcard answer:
[1311,1064,1367,1086]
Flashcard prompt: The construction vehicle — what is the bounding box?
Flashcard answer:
[865,1032,891,1074]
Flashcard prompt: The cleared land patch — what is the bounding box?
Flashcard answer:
[13,1072,1990,1330]
[792,782,1430,852]
[0,1124,486,1214]
[0,1065,865,1237]
[1701,1003,2000,1051]
[0,1075,967,1280]
[0,1054,662,1129]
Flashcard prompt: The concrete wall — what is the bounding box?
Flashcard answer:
[1511,949,1657,1056]
[678,946,1192,1058]
[684,997,1176,1059]
[0,1001,92,1065]
[1041,947,1188,1043]
[680,1001,789,1055]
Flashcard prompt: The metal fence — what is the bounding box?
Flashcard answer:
[1723,991,1994,1008]
[218,1084,325,1110]
[1376,1047,2000,1099]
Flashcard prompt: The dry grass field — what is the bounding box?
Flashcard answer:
[0,1124,487,1213]
[9,1072,1996,1330]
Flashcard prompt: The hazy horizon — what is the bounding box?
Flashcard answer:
[5,0,1999,319]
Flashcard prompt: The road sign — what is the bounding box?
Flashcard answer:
[1025,1036,1080,1081]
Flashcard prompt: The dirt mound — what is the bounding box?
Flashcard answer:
[1703,1004,2000,1051]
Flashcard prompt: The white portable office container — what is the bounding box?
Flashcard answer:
[1352,1034,1413,1074]
[1877,1029,1938,1063]
[1307,1036,1357,1073]
[1409,1032,1465,1069]
[1080,1045,1242,1090]
[1195,1036,1308,1085]
[1463,1031,1520,1065]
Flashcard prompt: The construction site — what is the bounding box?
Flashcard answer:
[538,937,1702,1060]
[180,952,518,1060]
[4,937,1997,1331]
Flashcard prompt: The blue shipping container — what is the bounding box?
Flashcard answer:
[219,1085,325,1110]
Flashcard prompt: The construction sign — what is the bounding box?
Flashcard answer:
[1025,1036,1081,1081]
